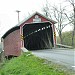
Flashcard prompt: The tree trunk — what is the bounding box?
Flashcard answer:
[59,31,63,44]
[72,7,75,47]
[72,31,74,47]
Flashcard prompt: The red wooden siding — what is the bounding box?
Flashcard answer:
[4,29,21,56]
[25,14,49,23]
[20,13,53,27]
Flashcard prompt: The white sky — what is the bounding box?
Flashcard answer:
[0,0,73,38]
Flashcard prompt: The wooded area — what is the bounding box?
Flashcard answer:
[42,0,75,47]
[57,31,75,47]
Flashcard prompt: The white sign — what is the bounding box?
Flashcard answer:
[33,15,41,23]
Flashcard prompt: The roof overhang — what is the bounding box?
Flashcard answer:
[2,26,20,39]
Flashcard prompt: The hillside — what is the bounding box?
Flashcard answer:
[0,52,74,75]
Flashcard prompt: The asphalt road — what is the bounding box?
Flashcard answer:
[32,48,75,70]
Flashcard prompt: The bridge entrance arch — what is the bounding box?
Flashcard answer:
[23,22,54,50]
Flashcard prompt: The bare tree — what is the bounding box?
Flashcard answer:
[42,3,69,44]
[66,0,75,47]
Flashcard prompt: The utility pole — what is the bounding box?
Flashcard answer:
[16,10,21,23]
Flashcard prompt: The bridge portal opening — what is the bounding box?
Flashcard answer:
[23,22,54,50]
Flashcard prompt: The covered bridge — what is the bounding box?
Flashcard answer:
[2,12,57,58]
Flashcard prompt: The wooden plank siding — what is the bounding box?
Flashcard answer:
[4,29,21,56]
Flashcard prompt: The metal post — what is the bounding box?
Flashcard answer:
[16,10,21,23]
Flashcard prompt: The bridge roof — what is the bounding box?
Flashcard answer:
[2,26,20,39]
[17,12,57,27]
[2,12,56,39]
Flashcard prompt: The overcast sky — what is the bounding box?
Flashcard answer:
[0,0,73,38]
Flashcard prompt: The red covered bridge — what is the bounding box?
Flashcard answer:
[2,12,57,58]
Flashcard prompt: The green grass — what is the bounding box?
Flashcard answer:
[0,52,74,75]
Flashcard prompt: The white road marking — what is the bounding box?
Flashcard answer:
[72,66,75,67]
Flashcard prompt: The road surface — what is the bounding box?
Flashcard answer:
[32,48,75,70]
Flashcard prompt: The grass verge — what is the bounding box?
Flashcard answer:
[0,52,74,75]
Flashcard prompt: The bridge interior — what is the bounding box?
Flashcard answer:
[23,22,54,50]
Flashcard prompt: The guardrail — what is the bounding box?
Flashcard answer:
[56,44,73,49]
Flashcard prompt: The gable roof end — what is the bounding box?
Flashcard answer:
[17,12,57,26]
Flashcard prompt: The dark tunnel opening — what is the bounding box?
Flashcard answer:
[23,22,54,50]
